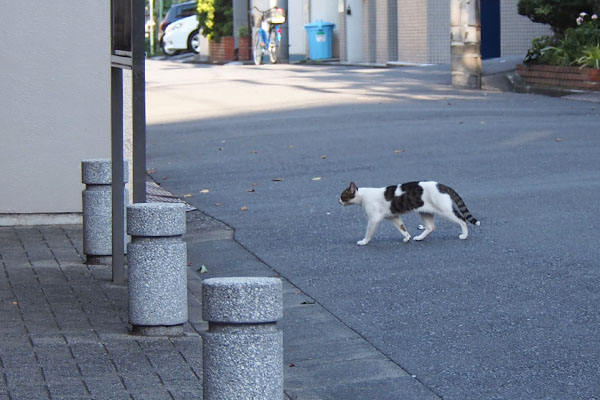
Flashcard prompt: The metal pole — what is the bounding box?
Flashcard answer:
[132,0,147,204]
[149,0,154,55]
[276,0,289,62]
[111,67,126,284]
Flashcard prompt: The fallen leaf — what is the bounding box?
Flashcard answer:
[146,168,156,174]
[251,150,258,154]
[312,177,322,181]
[162,176,168,180]
[248,189,256,192]
[289,363,296,368]
[241,206,248,211]
[251,183,259,187]
[272,178,284,182]
[187,261,192,266]
[183,193,192,198]
[221,140,227,144]
[301,300,316,305]
[394,149,404,154]
[321,155,327,159]
[215,202,222,206]
[555,138,563,142]
[200,189,210,193]
[289,144,295,149]
[12,301,17,305]
[198,265,208,274]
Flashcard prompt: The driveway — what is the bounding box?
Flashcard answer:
[146,60,600,399]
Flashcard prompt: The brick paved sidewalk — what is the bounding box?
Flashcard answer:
[1,220,437,400]
[0,225,204,400]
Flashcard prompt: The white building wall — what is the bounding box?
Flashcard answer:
[428,0,451,63]
[1,3,110,224]
[288,0,309,60]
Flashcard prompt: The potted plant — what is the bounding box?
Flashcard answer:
[197,0,234,62]
[237,25,250,61]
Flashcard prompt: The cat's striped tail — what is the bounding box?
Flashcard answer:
[438,183,481,226]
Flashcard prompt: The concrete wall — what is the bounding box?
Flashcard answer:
[288,0,310,60]
[1,3,110,225]
[398,0,551,64]
[397,0,428,63]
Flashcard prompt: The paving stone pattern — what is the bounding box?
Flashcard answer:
[1,218,437,399]
[0,226,203,400]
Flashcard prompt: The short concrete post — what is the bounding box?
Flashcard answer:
[127,203,187,336]
[202,277,283,400]
[81,159,128,264]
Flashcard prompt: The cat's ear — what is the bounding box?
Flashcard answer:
[350,182,358,193]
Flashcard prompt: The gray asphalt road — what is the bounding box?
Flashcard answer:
[146,61,600,399]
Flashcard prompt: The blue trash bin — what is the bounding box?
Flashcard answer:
[304,21,335,60]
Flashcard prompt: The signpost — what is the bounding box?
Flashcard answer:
[111,0,146,283]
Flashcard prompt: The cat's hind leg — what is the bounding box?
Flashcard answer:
[414,213,435,241]
[390,217,411,243]
[441,209,469,239]
[357,219,381,246]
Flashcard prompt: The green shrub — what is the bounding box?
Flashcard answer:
[197,0,233,42]
[517,0,598,36]
[524,35,560,64]
[524,12,600,68]
[575,45,600,68]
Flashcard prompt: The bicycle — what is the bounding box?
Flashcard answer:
[252,6,285,65]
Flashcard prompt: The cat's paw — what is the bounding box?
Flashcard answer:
[357,239,369,246]
[459,234,468,240]
[413,235,425,241]
[402,236,411,243]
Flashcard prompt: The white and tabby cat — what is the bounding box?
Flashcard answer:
[340,181,480,245]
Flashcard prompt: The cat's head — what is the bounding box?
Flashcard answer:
[339,182,358,206]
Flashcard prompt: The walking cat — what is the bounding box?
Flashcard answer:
[339,181,480,245]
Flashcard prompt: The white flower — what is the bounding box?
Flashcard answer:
[576,16,584,25]
[592,14,598,20]
[580,12,588,17]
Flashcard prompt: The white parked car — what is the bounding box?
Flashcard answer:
[162,15,201,56]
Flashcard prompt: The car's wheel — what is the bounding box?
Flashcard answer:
[187,29,201,54]
[162,43,178,56]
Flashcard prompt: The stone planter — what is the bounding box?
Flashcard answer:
[238,36,250,61]
[209,36,250,62]
[209,36,235,62]
[517,64,600,91]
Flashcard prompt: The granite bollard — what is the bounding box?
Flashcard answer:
[81,159,128,264]
[202,277,283,400]
[127,202,187,336]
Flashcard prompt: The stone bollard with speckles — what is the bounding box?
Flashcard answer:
[127,202,187,336]
[202,277,283,400]
[81,159,128,265]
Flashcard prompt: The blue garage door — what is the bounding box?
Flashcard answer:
[481,0,501,59]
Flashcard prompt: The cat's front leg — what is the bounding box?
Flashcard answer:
[414,213,435,241]
[391,217,411,243]
[357,219,380,246]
